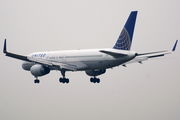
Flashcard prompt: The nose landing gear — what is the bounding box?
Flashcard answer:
[59,69,69,84]
[34,77,40,84]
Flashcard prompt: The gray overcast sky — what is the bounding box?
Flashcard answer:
[1,0,180,120]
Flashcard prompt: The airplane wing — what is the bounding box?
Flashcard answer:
[122,40,178,66]
[3,39,30,62]
[3,39,77,71]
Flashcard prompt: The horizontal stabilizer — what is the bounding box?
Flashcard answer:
[99,50,127,58]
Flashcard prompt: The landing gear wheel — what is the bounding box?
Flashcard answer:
[66,78,69,83]
[59,78,69,84]
[93,79,96,83]
[62,79,66,84]
[59,78,63,83]
[34,79,40,84]
[97,78,100,83]
[90,78,93,82]
[90,78,100,83]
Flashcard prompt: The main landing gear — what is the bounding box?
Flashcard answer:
[59,78,69,83]
[90,77,100,83]
[59,70,69,84]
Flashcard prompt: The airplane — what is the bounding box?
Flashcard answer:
[3,11,178,84]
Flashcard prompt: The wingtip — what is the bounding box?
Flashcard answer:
[3,39,7,53]
[172,40,178,51]
[131,11,138,13]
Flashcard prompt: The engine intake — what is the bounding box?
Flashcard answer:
[30,64,50,77]
[85,69,106,76]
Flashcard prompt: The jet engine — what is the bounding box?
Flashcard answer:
[22,62,35,71]
[85,69,106,76]
[30,64,50,77]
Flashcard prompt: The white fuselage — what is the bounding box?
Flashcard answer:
[23,48,136,71]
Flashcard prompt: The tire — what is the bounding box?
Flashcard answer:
[97,78,100,83]
[59,78,62,83]
[34,79,40,84]
[66,78,69,83]
[90,78,93,82]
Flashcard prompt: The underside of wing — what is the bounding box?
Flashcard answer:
[28,57,77,71]
[124,56,148,65]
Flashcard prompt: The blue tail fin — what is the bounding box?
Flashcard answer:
[113,11,137,50]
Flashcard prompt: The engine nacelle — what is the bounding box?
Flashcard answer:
[22,62,35,71]
[30,64,50,77]
[85,69,106,76]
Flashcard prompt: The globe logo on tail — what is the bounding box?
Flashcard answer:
[113,28,131,50]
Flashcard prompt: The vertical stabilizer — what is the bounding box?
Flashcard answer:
[113,11,137,50]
